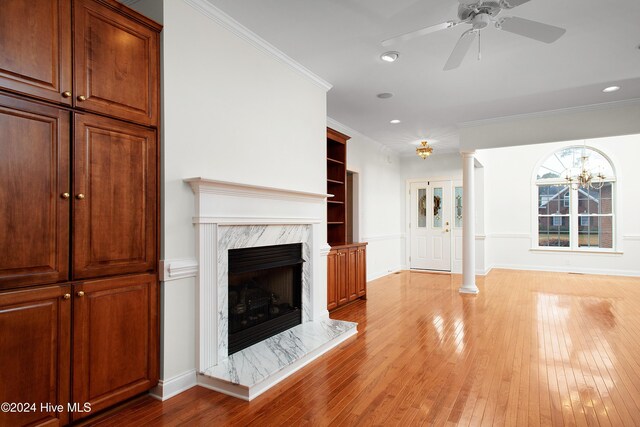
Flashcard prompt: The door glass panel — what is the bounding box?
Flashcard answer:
[433,187,443,228]
[418,188,426,228]
[455,186,463,228]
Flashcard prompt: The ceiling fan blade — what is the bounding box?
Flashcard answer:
[382,21,462,47]
[497,16,566,43]
[443,29,477,71]
[499,0,532,9]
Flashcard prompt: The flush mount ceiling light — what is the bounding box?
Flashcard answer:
[416,141,433,159]
[602,86,620,93]
[390,119,401,124]
[380,51,400,62]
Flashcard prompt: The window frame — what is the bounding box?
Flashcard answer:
[533,146,617,253]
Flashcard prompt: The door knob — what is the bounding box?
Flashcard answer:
[76,193,85,200]
[445,228,450,232]
[62,91,72,98]
[77,95,87,102]
[77,291,85,297]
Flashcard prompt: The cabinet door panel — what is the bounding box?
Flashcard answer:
[73,114,156,279]
[347,248,358,301]
[72,274,158,420]
[357,247,367,298]
[327,251,337,311]
[74,0,159,126]
[0,95,70,289]
[337,250,348,306]
[0,285,71,426]
[0,0,72,105]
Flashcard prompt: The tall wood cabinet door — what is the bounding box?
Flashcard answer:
[72,274,158,421]
[0,0,72,105]
[327,251,338,311]
[0,94,70,289]
[347,248,358,301]
[0,285,71,426]
[73,0,159,126]
[357,247,367,298]
[337,250,348,306]
[73,114,157,279]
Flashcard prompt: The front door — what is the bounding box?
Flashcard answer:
[410,181,452,271]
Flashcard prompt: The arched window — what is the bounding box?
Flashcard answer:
[535,146,615,250]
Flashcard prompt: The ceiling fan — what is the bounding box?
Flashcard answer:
[381,0,566,70]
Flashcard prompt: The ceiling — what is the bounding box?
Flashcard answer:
[207,0,640,154]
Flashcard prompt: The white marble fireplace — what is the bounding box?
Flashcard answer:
[185,178,357,400]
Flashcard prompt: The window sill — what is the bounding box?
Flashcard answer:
[530,247,623,255]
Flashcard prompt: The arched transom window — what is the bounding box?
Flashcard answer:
[535,146,615,250]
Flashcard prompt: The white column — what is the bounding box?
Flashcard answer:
[460,151,479,294]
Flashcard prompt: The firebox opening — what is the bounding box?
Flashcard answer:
[228,243,303,355]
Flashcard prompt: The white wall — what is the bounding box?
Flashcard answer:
[138,0,329,389]
[478,134,640,276]
[328,119,404,281]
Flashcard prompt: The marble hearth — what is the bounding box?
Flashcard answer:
[186,178,357,400]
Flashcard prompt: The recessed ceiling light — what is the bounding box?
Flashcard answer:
[377,92,394,99]
[390,119,401,124]
[602,86,620,93]
[380,51,399,63]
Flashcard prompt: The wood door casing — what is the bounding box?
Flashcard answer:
[72,274,158,421]
[73,0,159,126]
[0,0,72,105]
[327,251,337,311]
[73,113,156,279]
[0,285,71,427]
[0,94,70,289]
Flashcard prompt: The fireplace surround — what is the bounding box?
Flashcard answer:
[185,178,357,400]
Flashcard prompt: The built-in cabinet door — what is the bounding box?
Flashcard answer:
[0,285,71,427]
[356,246,366,298]
[327,251,338,311]
[347,248,358,301]
[73,0,159,126]
[73,113,157,279]
[72,274,158,421]
[0,0,72,105]
[336,249,348,306]
[0,94,70,289]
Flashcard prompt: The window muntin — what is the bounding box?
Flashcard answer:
[535,146,615,251]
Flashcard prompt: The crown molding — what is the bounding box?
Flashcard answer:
[183,0,332,92]
[458,98,640,129]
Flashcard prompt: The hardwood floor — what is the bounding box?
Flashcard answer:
[90,269,640,426]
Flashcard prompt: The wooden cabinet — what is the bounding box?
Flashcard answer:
[72,274,158,420]
[0,0,72,106]
[0,94,71,289]
[0,1,161,424]
[0,285,71,427]
[73,0,159,126]
[73,114,157,279]
[327,243,367,311]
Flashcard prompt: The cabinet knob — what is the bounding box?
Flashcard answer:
[60,192,70,199]
[77,95,87,102]
[77,291,85,297]
[63,293,71,300]
[76,193,85,200]
[62,91,72,98]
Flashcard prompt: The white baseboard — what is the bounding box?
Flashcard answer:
[368,266,403,282]
[491,263,640,277]
[149,369,197,401]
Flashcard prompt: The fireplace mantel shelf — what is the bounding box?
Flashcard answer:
[185,177,330,201]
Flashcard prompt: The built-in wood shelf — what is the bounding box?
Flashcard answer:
[328,200,344,205]
[328,222,345,225]
[327,179,344,185]
[326,127,350,246]
[327,157,344,165]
